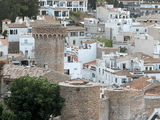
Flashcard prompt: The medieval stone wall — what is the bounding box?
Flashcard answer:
[59,81,100,120]
[130,93,144,120]
[144,96,160,118]
[100,98,109,120]
[32,25,67,73]
[105,89,143,120]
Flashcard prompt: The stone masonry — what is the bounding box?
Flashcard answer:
[59,79,101,120]
[105,88,144,120]
[32,25,67,73]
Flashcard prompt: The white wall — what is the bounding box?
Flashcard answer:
[8,28,28,42]
[64,62,82,79]
[78,42,97,64]
[19,35,35,58]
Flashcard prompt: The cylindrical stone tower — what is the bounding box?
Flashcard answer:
[32,25,67,73]
[105,88,144,120]
[59,79,101,120]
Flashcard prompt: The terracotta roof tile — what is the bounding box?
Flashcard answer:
[144,58,160,63]
[145,84,160,96]
[83,61,96,67]
[121,77,152,90]
[2,19,11,22]
[0,39,8,46]
[7,24,27,28]
[83,41,96,44]
[114,70,132,77]
[2,64,51,80]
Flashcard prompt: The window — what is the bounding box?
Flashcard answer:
[74,68,77,70]
[99,68,101,74]
[79,1,83,5]
[80,32,84,36]
[28,29,32,33]
[71,32,78,36]
[24,39,28,44]
[150,67,152,71]
[102,69,104,75]
[115,78,117,83]
[25,50,28,55]
[122,63,126,70]
[145,67,148,71]
[136,29,139,32]
[64,69,70,75]
[92,73,95,78]
[67,2,72,7]
[10,30,13,34]
[73,40,76,45]
[0,52,3,57]
[122,78,126,83]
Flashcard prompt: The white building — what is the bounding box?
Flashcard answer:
[66,26,90,46]
[0,39,8,56]
[7,24,28,42]
[140,2,160,15]
[39,6,69,19]
[78,41,97,64]
[39,0,88,12]
[19,34,35,58]
[64,48,82,79]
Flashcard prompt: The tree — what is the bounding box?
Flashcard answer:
[118,1,124,8]
[2,30,8,39]
[94,36,112,47]
[0,102,17,120]
[4,76,64,120]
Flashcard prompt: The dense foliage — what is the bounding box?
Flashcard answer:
[95,37,112,47]
[0,102,16,120]
[4,76,64,120]
[69,11,91,26]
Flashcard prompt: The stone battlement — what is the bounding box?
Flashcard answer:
[32,25,67,37]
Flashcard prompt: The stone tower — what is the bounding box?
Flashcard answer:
[59,79,100,120]
[105,88,144,120]
[32,25,67,73]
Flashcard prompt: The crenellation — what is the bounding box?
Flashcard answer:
[32,25,66,73]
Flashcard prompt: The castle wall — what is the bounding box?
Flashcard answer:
[144,96,160,118]
[100,98,109,120]
[130,93,144,120]
[59,81,100,120]
[32,25,67,73]
[105,89,143,120]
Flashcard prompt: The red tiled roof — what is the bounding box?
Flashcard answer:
[121,77,151,90]
[144,58,160,63]
[83,41,96,44]
[0,39,8,46]
[145,84,160,96]
[2,19,11,22]
[114,70,132,77]
[83,61,96,67]
[7,24,27,28]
